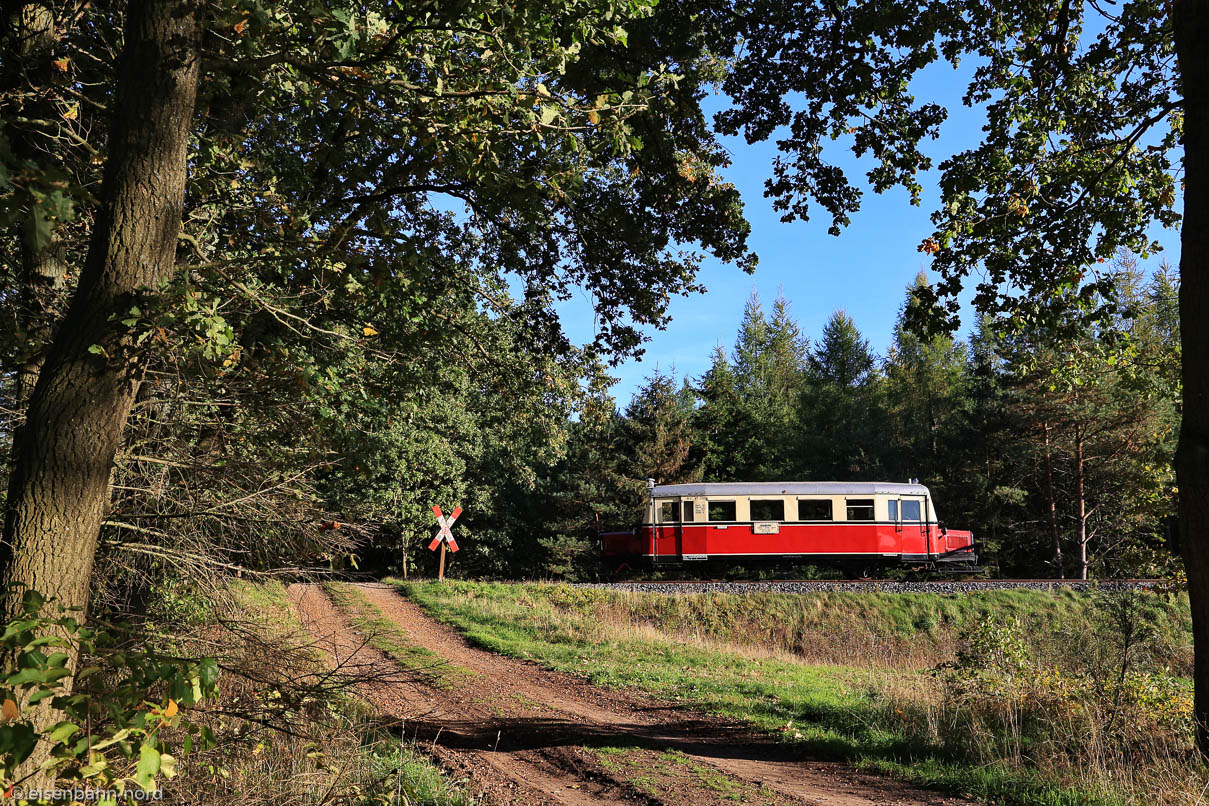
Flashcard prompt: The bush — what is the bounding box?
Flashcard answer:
[0,588,219,794]
[928,603,1193,783]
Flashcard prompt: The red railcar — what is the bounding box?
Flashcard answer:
[600,481,977,572]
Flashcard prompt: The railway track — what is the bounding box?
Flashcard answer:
[577,578,1166,595]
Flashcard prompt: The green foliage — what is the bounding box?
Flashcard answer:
[0,0,758,590]
[798,311,885,479]
[936,598,1194,775]
[563,265,1180,580]
[621,369,702,487]
[712,0,1178,336]
[949,615,1032,681]
[0,589,219,792]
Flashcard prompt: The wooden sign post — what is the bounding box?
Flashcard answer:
[428,505,462,581]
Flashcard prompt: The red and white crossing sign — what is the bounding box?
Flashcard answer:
[428,505,462,552]
[428,505,462,582]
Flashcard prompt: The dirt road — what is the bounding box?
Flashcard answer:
[289,583,969,806]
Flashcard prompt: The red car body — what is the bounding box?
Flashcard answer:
[600,481,976,571]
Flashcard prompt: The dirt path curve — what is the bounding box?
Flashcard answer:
[290,582,970,806]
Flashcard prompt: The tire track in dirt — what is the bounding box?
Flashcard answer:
[339,582,971,806]
[289,582,640,805]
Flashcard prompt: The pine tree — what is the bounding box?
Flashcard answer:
[693,346,762,481]
[724,292,808,479]
[621,369,702,487]
[883,273,973,488]
[798,311,885,479]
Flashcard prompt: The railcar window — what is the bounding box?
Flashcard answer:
[682,501,695,521]
[659,501,679,522]
[708,501,737,522]
[846,499,875,521]
[889,500,898,521]
[798,499,833,521]
[749,499,784,521]
[902,500,922,521]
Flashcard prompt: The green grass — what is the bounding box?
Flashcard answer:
[390,579,1141,806]
[229,578,304,629]
[364,736,479,806]
[590,744,774,803]
[542,583,1192,672]
[324,582,476,689]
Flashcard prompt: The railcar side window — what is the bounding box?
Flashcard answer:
[682,501,695,522]
[902,500,922,521]
[749,499,784,521]
[846,499,875,521]
[659,501,678,522]
[888,500,898,521]
[798,499,833,521]
[708,501,737,522]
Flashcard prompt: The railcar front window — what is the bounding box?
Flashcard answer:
[846,499,875,521]
[708,501,737,522]
[902,500,922,521]
[749,499,784,521]
[798,499,833,521]
[660,501,678,522]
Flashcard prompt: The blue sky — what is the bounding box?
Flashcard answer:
[557,59,1182,406]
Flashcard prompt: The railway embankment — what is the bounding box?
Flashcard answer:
[396,578,1199,805]
[582,578,1162,596]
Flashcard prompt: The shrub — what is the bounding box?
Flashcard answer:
[0,588,219,794]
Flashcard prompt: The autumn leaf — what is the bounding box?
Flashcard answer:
[233,18,248,35]
[362,325,379,337]
[2,699,18,722]
[164,699,178,718]
[52,58,69,71]
[62,104,79,121]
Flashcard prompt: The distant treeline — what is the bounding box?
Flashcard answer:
[523,258,1181,581]
[26,255,1177,592]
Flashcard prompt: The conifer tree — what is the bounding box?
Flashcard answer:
[729,292,808,478]
[693,346,762,481]
[883,274,972,488]
[621,370,702,487]
[798,311,885,479]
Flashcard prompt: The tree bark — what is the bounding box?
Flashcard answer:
[0,0,201,777]
[1,3,71,404]
[1073,417,1088,581]
[2,0,202,606]
[1173,0,1209,756]
[2,0,201,610]
[1043,421,1064,579]
[0,0,203,783]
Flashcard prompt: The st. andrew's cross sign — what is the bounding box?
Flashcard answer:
[428,505,461,580]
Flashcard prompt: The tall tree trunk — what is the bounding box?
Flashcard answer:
[1173,0,1209,757]
[1,3,71,404]
[0,0,201,779]
[1043,421,1064,578]
[1073,417,1088,581]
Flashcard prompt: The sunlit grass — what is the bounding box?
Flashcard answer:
[390,579,1202,806]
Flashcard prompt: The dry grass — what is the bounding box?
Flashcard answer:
[574,586,1193,673]
[150,579,474,806]
[405,580,1204,806]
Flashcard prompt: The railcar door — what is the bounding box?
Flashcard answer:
[654,498,684,561]
[890,495,928,555]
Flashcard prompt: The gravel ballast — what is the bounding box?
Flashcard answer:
[577,579,1160,595]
